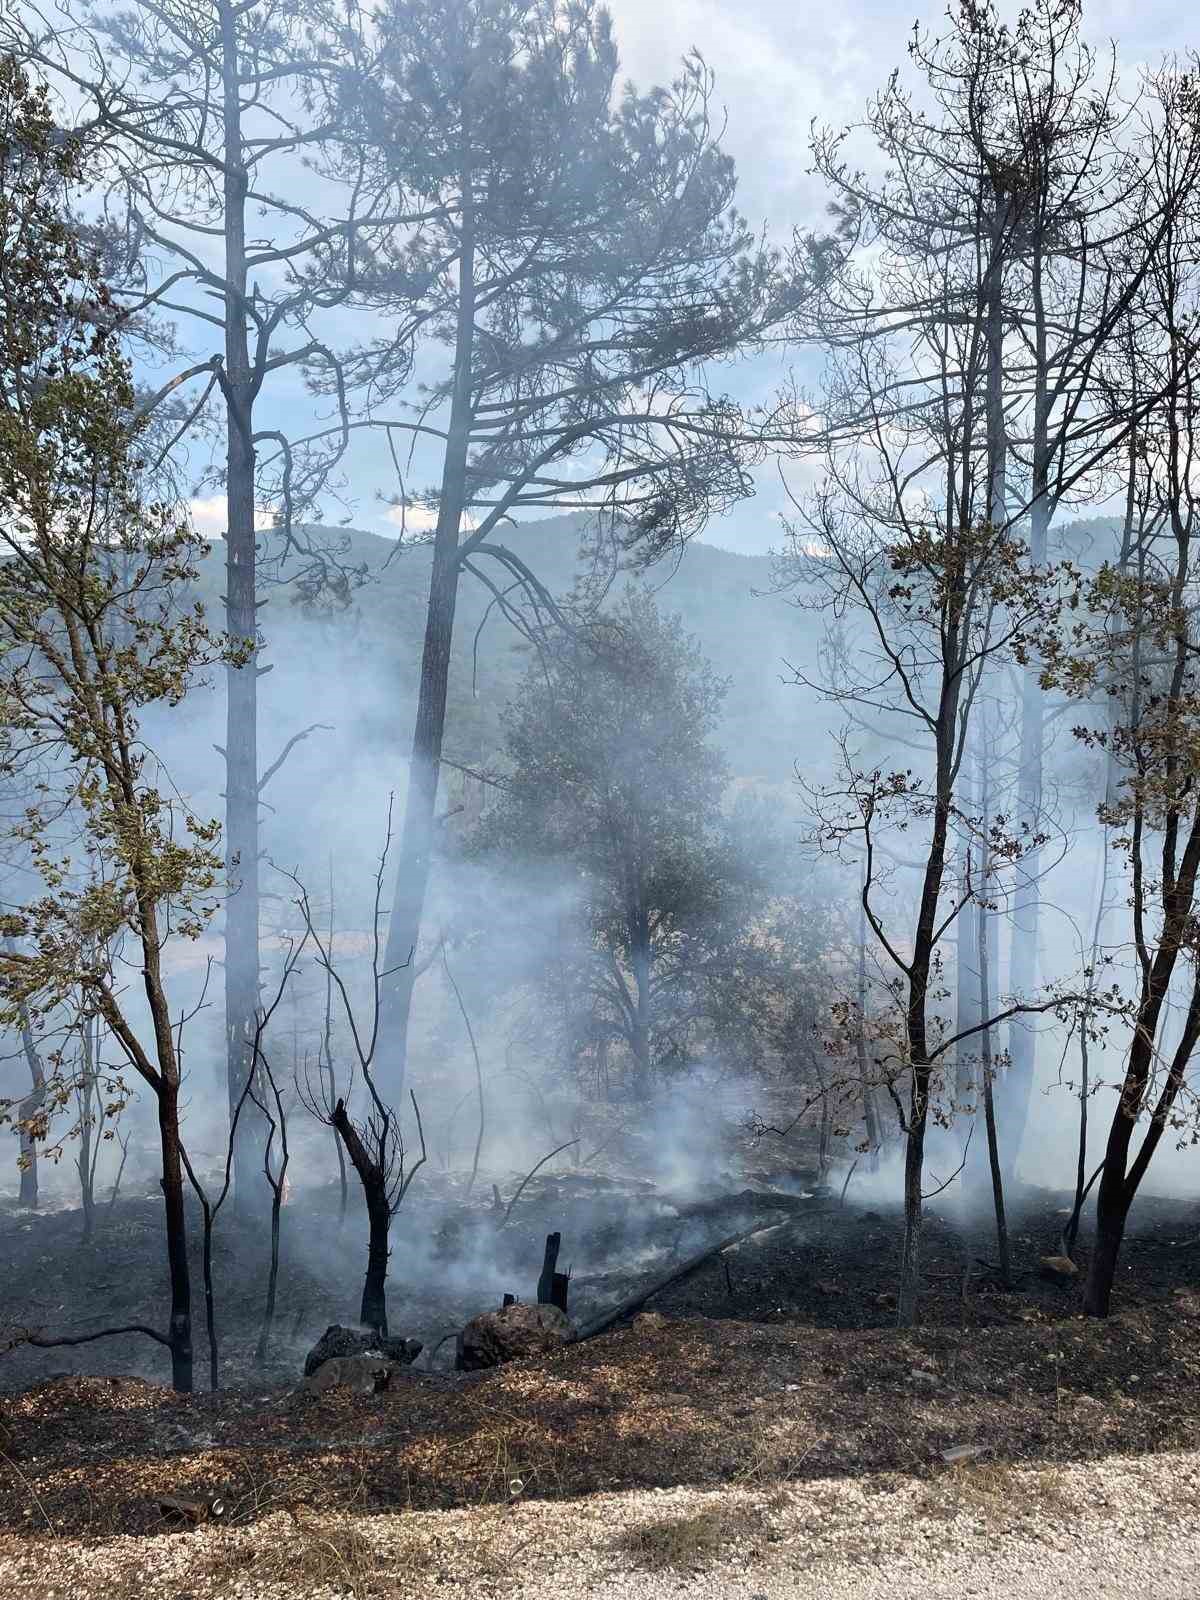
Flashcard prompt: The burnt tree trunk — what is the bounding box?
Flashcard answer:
[331,1098,393,1336]
[157,1082,194,1393]
[976,840,1010,1284]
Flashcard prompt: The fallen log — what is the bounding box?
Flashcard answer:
[572,1220,788,1345]
[658,1188,821,1226]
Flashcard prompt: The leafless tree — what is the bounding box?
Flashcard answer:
[293,808,427,1336]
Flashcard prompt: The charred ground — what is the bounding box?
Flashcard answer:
[2,1167,1199,1553]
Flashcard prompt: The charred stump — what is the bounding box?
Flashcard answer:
[537,1231,570,1314]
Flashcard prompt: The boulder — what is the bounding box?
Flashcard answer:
[303,1355,400,1396]
[457,1302,574,1371]
[1038,1255,1079,1283]
[302,1323,422,1378]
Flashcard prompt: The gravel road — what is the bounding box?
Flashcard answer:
[2,1443,1198,1598]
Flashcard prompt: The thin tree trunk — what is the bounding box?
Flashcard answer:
[1003,233,1051,1180]
[954,764,980,1126]
[360,1191,390,1335]
[157,1082,194,1393]
[331,1098,392,1335]
[1066,835,1110,1260]
[378,151,477,1100]
[255,1184,283,1363]
[976,736,1009,1285]
[8,942,45,1209]
[219,0,266,1209]
[897,1103,927,1325]
[855,892,881,1170]
[77,1014,98,1243]
[320,861,348,1224]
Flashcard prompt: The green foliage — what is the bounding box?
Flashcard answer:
[0,55,234,1045]
[475,588,775,1083]
[330,0,803,553]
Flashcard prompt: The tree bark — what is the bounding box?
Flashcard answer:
[897,640,963,1325]
[331,1098,392,1336]
[1002,227,1050,1179]
[219,0,266,1210]
[855,883,881,1169]
[157,1081,194,1393]
[1082,1185,1127,1317]
[976,742,1010,1285]
[379,147,476,1099]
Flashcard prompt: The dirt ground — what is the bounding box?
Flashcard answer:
[2,1166,1200,1594]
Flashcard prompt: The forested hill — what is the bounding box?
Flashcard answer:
[178,509,1124,856]
[192,513,823,792]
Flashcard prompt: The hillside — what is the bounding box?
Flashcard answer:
[157,510,1129,895]
[187,514,825,790]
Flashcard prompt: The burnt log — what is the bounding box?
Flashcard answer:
[574,1221,788,1344]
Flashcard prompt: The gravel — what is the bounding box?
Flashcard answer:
[3,1443,1199,1598]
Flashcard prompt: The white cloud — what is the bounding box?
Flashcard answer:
[381,503,477,534]
[189,496,276,534]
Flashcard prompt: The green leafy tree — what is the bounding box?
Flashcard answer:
[477,590,753,1097]
[328,0,815,1092]
[0,57,236,1391]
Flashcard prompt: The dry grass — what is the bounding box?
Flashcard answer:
[915,1458,1076,1527]
[616,1501,766,1571]
[202,1507,426,1598]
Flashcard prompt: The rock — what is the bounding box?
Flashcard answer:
[458,1302,574,1371]
[303,1355,402,1395]
[1038,1255,1079,1283]
[940,1443,988,1464]
[302,1323,422,1379]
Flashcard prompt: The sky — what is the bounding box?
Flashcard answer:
[170,0,1194,560]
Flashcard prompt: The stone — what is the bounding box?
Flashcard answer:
[302,1323,422,1378]
[1038,1255,1079,1283]
[303,1355,400,1395]
[940,1443,988,1464]
[457,1302,574,1371]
